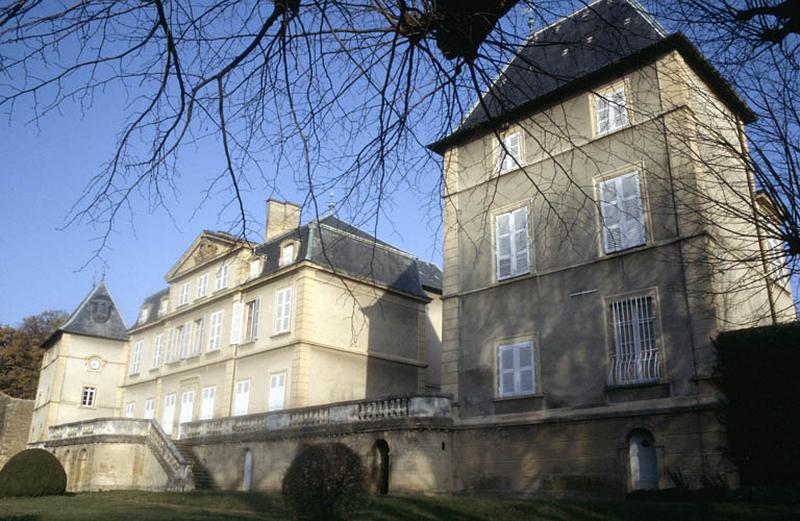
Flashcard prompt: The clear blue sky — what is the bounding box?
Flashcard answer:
[0,87,444,327]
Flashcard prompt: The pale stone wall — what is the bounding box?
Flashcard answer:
[49,441,170,492]
[0,392,34,468]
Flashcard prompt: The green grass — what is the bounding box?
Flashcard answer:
[0,490,798,521]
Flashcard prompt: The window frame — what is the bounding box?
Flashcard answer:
[274,287,293,334]
[216,263,229,291]
[268,371,287,411]
[191,317,205,356]
[593,82,630,137]
[279,241,298,267]
[208,310,224,351]
[494,130,523,174]
[233,379,251,416]
[594,168,649,255]
[144,398,155,420]
[495,341,537,398]
[604,289,664,387]
[130,340,143,375]
[200,385,216,420]
[81,386,97,407]
[493,204,531,282]
[178,282,190,306]
[196,273,209,298]
[244,298,260,342]
[151,334,162,369]
[124,402,136,418]
[249,257,262,280]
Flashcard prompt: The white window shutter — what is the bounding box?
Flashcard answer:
[600,177,622,253]
[612,88,628,128]
[619,172,645,249]
[495,213,513,280]
[595,95,610,134]
[512,207,529,276]
[230,302,244,345]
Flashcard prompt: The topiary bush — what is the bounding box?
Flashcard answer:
[282,443,367,521]
[0,448,67,497]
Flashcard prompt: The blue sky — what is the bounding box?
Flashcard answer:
[0,85,443,327]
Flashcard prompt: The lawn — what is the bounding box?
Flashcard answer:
[0,490,798,521]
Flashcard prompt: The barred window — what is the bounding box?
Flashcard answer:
[608,294,661,385]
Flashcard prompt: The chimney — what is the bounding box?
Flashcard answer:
[265,199,301,241]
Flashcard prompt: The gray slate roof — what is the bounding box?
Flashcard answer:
[429,0,754,153]
[254,215,442,299]
[56,282,129,342]
[133,287,170,327]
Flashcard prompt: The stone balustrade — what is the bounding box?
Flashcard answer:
[179,393,453,439]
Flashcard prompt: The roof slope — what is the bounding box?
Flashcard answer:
[429,0,753,152]
[254,214,442,299]
[57,282,129,342]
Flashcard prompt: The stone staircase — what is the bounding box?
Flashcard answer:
[172,440,216,490]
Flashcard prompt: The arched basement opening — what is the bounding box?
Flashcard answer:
[628,429,658,491]
[370,439,390,495]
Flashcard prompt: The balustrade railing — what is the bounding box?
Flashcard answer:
[608,348,662,386]
[179,393,452,439]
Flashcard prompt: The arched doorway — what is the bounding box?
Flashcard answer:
[75,449,88,491]
[629,429,658,491]
[242,449,253,492]
[370,440,390,495]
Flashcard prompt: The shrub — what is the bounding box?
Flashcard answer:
[282,443,367,521]
[714,323,800,487]
[0,448,67,497]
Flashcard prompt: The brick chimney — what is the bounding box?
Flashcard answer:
[265,199,301,241]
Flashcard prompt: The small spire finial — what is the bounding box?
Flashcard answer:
[328,191,335,213]
[526,5,536,34]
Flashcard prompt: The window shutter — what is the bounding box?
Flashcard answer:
[595,95,610,134]
[518,344,535,394]
[512,207,529,275]
[612,88,628,128]
[599,177,622,252]
[230,302,244,345]
[498,346,515,396]
[619,172,645,249]
[252,298,260,339]
[495,213,513,280]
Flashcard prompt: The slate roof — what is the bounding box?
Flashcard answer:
[47,283,129,345]
[133,287,170,328]
[254,214,441,299]
[428,0,754,153]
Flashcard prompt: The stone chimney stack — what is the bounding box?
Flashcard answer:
[265,199,301,241]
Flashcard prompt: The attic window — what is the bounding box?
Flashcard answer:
[138,306,151,324]
[624,17,631,25]
[249,258,262,280]
[561,48,569,56]
[586,35,593,44]
[581,10,589,18]
[279,242,297,268]
[159,297,169,317]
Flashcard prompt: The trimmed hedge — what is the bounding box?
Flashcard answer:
[714,322,800,487]
[282,443,367,521]
[0,448,67,497]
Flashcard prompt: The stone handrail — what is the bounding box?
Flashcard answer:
[48,418,192,490]
[179,393,452,439]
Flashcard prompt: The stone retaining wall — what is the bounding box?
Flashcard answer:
[0,391,34,469]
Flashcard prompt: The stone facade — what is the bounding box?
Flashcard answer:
[0,391,34,469]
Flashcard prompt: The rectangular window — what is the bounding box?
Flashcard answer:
[162,394,176,435]
[179,322,192,359]
[125,402,135,418]
[230,302,244,344]
[197,274,208,298]
[608,295,661,385]
[192,317,205,356]
[234,379,250,416]
[179,283,190,306]
[144,398,155,420]
[216,263,229,290]
[595,85,628,135]
[81,386,97,407]
[165,328,176,363]
[497,342,535,398]
[496,131,522,174]
[200,386,216,420]
[244,298,260,341]
[495,207,530,281]
[151,334,162,368]
[274,288,292,334]
[269,372,287,411]
[179,390,194,424]
[598,171,646,253]
[130,341,143,375]
[208,310,224,351]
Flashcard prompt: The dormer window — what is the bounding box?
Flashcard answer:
[138,306,151,324]
[249,258,262,280]
[159,297,169,317]
[279,242,296,267]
